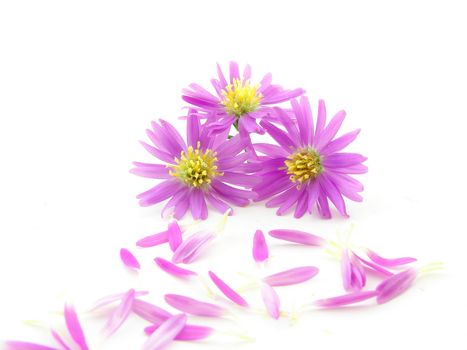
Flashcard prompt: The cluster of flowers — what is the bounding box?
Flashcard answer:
[131,61,367,220]
[6,219,441,350]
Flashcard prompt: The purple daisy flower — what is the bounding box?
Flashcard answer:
[251,96,367,218]
[182,61,304,141]
[131,111,258,220]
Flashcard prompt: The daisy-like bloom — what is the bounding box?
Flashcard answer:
[131,111,258,219]
[182,61,304,143]
[252,97,367,218]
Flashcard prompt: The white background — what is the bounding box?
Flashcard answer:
[1,1,466,349]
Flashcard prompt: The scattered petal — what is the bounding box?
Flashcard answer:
[268,229,325,246]
[132,299,172,325]
[142,314,187,350]
[167,221,183,252]
[260,283,280,319]
[172,231,215,264]
[164,294,227,317]
[50,330,72,350]
[136,231,169,248]
[4,342,60,350]
[341,249,366,292]
[104,289,135,336]
[64,304,89,350]
[367,249,417,267]
[376,268,418,304]
[263,266,319,287]
[144,324,214,341]
[208,271,249,307]
[120,248,140,270]
[354,254,394,277]
[252,230,269,263]
[154,257,197,278]
[89,291,148,312]
[314,290,378,308]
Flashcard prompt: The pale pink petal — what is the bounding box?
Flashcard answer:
[104,289,135,336]
[268,229,325,246]
[136,231,169,248]
[366,249,417,267]
[51,330,71,350]
[263,266,319,287]
[261,284,280,319]
[252,230,269,263]
[376,268,418,304]
[144,324,214,341]
[314,290,378,308]
[354,254,394,277]
[89,291,148,312]
[120,248,140,270]
[154,257,197,278]
[64,304,89,350]
[164,294,226,317]
[341,249,366,292]
[142,314,187,350]
[4,342,60,350]
[172,231,215,264]
[167,221,183,252]
[132,299,172,325]
[208,271,249,307]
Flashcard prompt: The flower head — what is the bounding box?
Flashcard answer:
[252,97,367,218]
[131,112,258,219]
[182,61,304,143]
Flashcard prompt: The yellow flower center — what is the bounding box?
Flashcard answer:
[169,142,222,188]
[284,149,323,184]
[221,78,262,117]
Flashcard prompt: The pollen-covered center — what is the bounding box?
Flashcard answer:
[285,149,323,184]
[221,78,262,118]
[169,142,222,188]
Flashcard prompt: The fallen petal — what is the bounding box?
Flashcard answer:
[341,249,365,292]
[260,283,280,319]
[263,266,319,287]
[268,229,325,246]
[120,248,140,270]
[354,254,394,277]
[136,231,169,248]
[104,289,135,336]
[167,221,183,252]
[208,271,249,307]
[144,324,214,341]
[132,299,172,325]
[367,249,417,267]
[252,230,269,263]
[154,257,197,278]
[172,231,215,264]
[51,330,72,350]
[4,341,60,350]
[64,304,89,350]
[314,290,378,308]
[376,268,418,304]
[89,290,148,312]
[164,294,226,317]
[142,314,187,350]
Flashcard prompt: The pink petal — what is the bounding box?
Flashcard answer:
[4,342,60,350]
[136,231,169,248]
[208,271,249,307]
[64,304,89,350]
[144,324,214,341]
[172,231,215,264]
[366,249,417,267]
[132,299,172,325]
[252,230,269,263]
[354,254,394,277]
[104,289,135,336]
[376,268,418,304]
[341,249,366,292]
[89,290,148,312]
[261,284,280,319]
[142,314,187,350]
[263,266,319,287]
[167,221,183,252]
[164,294,226,317]
[120,248,140,270]
[268,229,325,246]
[314,290,378,308]
[154,257,197,278]
[51,330,71,350]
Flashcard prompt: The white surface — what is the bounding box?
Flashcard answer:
[1,1,466,349]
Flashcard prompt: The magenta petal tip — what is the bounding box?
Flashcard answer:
[120,248,141,270]
[208,271,249,307]
[253,229,269,263]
